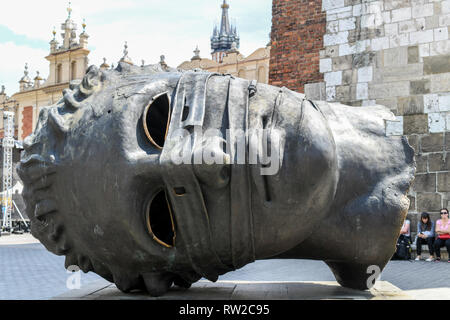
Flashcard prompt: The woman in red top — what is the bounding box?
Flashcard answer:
[434,208,450,262]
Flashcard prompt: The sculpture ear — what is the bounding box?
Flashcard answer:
[79,65,104,96]
[63,66,106,110]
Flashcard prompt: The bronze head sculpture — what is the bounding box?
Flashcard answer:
[17,63,415,296]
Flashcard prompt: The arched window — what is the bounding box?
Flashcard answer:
[71,61,77,80]
[258,67,267,83]
[57,64,62,83]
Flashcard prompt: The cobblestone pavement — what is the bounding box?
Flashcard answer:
[382,260,450,291]
[0,234,40,246]
[0,243,101,300]
[219,259,450,291]
[1,242,449,300]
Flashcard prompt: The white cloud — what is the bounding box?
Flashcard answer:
[0,0,272,96]
[0,42,49,94]
[0,1,140,41]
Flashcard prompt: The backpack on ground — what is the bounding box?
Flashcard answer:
[392,235,411,260]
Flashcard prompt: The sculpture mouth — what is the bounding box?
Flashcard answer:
[145,189,177,248]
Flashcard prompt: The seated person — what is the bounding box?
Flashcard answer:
[400,218,411,241]
[392,218,412,260]
[434,208,450,263]
[415,212,435,261]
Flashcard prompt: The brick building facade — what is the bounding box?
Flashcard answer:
[269,0,326,92]
[270,0,450,238]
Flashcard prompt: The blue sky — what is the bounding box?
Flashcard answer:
[0,0,272,95]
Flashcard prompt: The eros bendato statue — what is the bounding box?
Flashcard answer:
[18,62,415,296]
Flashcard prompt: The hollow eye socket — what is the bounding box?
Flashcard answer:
[146,190,176,248]
[143,93,171,149]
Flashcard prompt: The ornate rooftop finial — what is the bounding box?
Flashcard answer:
[19,63,31,90]
[50,26,59,52]
[120,42,133,65]
[79,18,89,48]
[220,0,231,35]
[61,3,78,49]
[221,0,229,9]
[34,71,43,80]
[67,2,72,19]
[21,63,30,80]
[159,55,168,70]
[191,46,201,61]
[160,55,167,66]
[34,71,43,88]
[100,58,110,70]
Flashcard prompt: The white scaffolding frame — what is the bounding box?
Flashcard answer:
[2,111,15,231]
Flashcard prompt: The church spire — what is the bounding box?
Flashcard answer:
[211,0,240,63]
[220,0,231,35]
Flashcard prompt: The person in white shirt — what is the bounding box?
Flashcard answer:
[400,219,411,238]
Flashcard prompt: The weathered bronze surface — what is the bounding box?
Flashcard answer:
[17,63,415,296]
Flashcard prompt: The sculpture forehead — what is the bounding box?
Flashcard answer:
[106,72,181,99]
[69,72,182,139]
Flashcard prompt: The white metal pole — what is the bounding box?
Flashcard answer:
[2,111,15,232]
[12,200,28,228]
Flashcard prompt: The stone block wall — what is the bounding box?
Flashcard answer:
[271,0,450,237]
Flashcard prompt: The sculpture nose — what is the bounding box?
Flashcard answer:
[128,154,161,178]
[193,135,231,189]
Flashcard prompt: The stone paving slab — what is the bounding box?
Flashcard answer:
[0,234,40,246]
[405,288,450,300]
[54,279,412,300]
[0,243,102,300]
[2,242,449,300]
[382,260,450,291]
